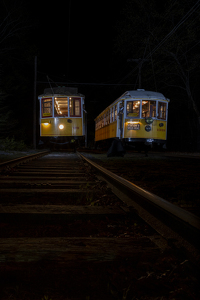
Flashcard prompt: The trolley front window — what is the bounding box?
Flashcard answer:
[70,98,81,117]
[142,100,156,118]
[54,97,68,117]
[158,102,167,120]
[126,101,140,117]
[42,98,52,117]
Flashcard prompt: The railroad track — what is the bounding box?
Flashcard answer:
[0,151,200,300]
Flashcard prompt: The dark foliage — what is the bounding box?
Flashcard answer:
[0,0,39,145]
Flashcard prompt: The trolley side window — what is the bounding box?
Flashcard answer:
[126,101,140,117]
[100,116,104,128]
[70,98,81,117]
[42,98,52,117]
[103,114,106,126]
[98,118,101,129]
[54,97,68,117]
[111,107,114,122]
[142,100,156,118]
[110,107,113,123]
[106,111,110,125]
[114,105,117,121]
[96,117,101,129]
[158,102,167,120]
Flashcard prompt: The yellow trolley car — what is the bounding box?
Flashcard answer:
[38,87,86,148]
[95,89,170,151]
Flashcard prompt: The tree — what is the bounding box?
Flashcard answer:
[0,0,39,144]
[0,90,17,138]
[0,0,37,55]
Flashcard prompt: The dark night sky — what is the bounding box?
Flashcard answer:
[32,1,125,85]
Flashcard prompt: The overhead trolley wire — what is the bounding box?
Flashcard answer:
[37,81,133,86]
[145,0,200,59]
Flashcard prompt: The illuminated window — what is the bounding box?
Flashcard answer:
[42,98,52,117]
[110,108,112,123]
[54,97,68,117]
[70,98,81,117]
[101,116,104,127]
[95,118,101,130]
[142,100,156,118]
[114,105,117,120]
[111,107,114,122]
[106,111,109,125]
[126,101,140,117]
[158,102,167,120]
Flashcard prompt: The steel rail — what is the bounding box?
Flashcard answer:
[0,151,49,172]
[78,152,200,249]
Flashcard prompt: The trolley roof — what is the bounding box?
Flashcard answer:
[38,87,84,98]
[120,89,169,101]
[95,89,170,120]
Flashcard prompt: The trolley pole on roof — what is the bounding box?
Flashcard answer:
[33,56,37,149]
[127,58,149,89]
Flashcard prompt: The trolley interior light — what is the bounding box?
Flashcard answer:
[43,122,50,126]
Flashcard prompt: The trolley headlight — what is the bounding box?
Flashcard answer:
[145,117,153,124]
[59,124,64,130]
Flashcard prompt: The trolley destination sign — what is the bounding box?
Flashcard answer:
[127,123,140,130]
